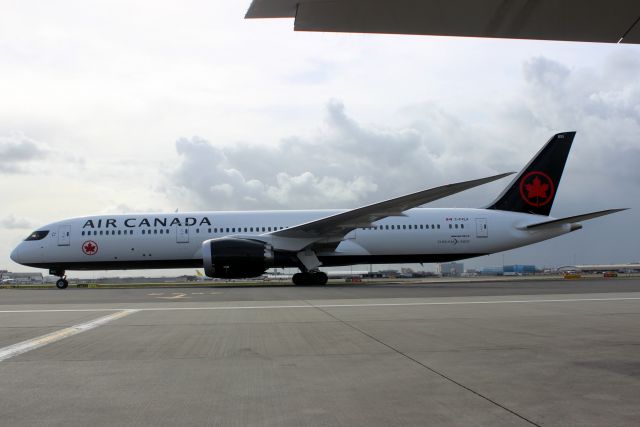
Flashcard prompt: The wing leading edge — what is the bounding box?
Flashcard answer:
[269,172,514,240]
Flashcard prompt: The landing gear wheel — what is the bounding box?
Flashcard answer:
[312,271,328,285]
[56,278,69,289]
[292,271,328,286]
[292,273,305,286]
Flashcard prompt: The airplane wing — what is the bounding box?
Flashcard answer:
[524,208,628,230]
[245,0,640,44]
[270,172,514,239]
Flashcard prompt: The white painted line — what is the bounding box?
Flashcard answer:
[0,309,138,362]
[0,296,640,314]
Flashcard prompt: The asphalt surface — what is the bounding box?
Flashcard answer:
[1,279,640,426]
[2,277,640,304]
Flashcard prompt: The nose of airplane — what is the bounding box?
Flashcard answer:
[10,245,22,264]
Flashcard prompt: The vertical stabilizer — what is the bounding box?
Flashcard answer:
[487,132,575,216]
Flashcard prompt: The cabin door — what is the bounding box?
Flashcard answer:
[58,225,71,246]
[176,226,189,243]
[475,218,488,238]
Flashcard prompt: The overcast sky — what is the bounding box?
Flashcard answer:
[1,1,639,277]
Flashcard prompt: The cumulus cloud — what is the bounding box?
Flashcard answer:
[0,133,49,174]
[164,100,504,211]
[1,215,34,230]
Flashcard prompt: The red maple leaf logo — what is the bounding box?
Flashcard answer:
[82,241,98,255]
[525,177,548,199]
[519,171,555,207]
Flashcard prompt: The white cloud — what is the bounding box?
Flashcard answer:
[0,133,49,174]
[1,215,34,230]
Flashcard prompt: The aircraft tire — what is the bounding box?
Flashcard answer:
[56,279,68,289]
[292,272,328,286]
[312,271,328,285]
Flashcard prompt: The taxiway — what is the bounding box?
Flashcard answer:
[1,279,639,426]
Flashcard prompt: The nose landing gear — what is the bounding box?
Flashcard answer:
[50,269,69,289]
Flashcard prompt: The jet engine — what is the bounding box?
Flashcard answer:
[202,237,274,278]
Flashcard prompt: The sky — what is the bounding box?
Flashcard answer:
[1,0,639,277]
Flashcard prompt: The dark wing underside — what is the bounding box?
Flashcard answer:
[246,0,640,44]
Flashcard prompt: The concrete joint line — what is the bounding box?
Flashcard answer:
[310,303,542,427]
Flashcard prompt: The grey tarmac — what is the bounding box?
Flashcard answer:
[1,279,640,426]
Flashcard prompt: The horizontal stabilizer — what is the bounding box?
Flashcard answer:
[524,208,628,230]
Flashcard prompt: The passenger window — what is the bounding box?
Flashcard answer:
[461,224,464,229]
[118,230,121,235]
[81,231,85,236]
[99,230,103,235]
[437,224,440,229]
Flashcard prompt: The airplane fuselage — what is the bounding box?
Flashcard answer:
[11,208,571,273]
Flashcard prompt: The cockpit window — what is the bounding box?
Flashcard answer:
[25,230,49,241]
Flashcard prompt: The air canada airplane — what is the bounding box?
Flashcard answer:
[11,132,625,288]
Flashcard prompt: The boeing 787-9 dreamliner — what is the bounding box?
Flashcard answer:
[10,132,626,288]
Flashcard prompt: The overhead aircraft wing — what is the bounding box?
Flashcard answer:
[524,208,628,230]
[270,172,514,239]
[245,0,640,44]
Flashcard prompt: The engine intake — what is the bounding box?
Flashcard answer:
[202,237,274,278]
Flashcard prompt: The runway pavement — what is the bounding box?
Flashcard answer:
[1,279,640,426]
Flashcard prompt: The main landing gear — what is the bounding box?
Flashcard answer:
[50,269,68,289]
[292,271,328,286]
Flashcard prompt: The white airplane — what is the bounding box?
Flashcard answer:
[10,132,625,289]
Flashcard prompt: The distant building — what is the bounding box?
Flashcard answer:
[503,265,536,275]
[480,266,503,276]
[1,272,43,283]
[439,262,464,277]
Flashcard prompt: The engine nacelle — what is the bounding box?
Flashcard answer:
[202,237,274,279]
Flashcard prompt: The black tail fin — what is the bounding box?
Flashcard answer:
[487,132,575,216]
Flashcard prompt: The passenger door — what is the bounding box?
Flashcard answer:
[58,225,71,246]
[176,226,189,243]
[475,218,488,238]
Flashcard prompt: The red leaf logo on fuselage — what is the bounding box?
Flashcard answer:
[82,240,98,255]
[519,171,555,207]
